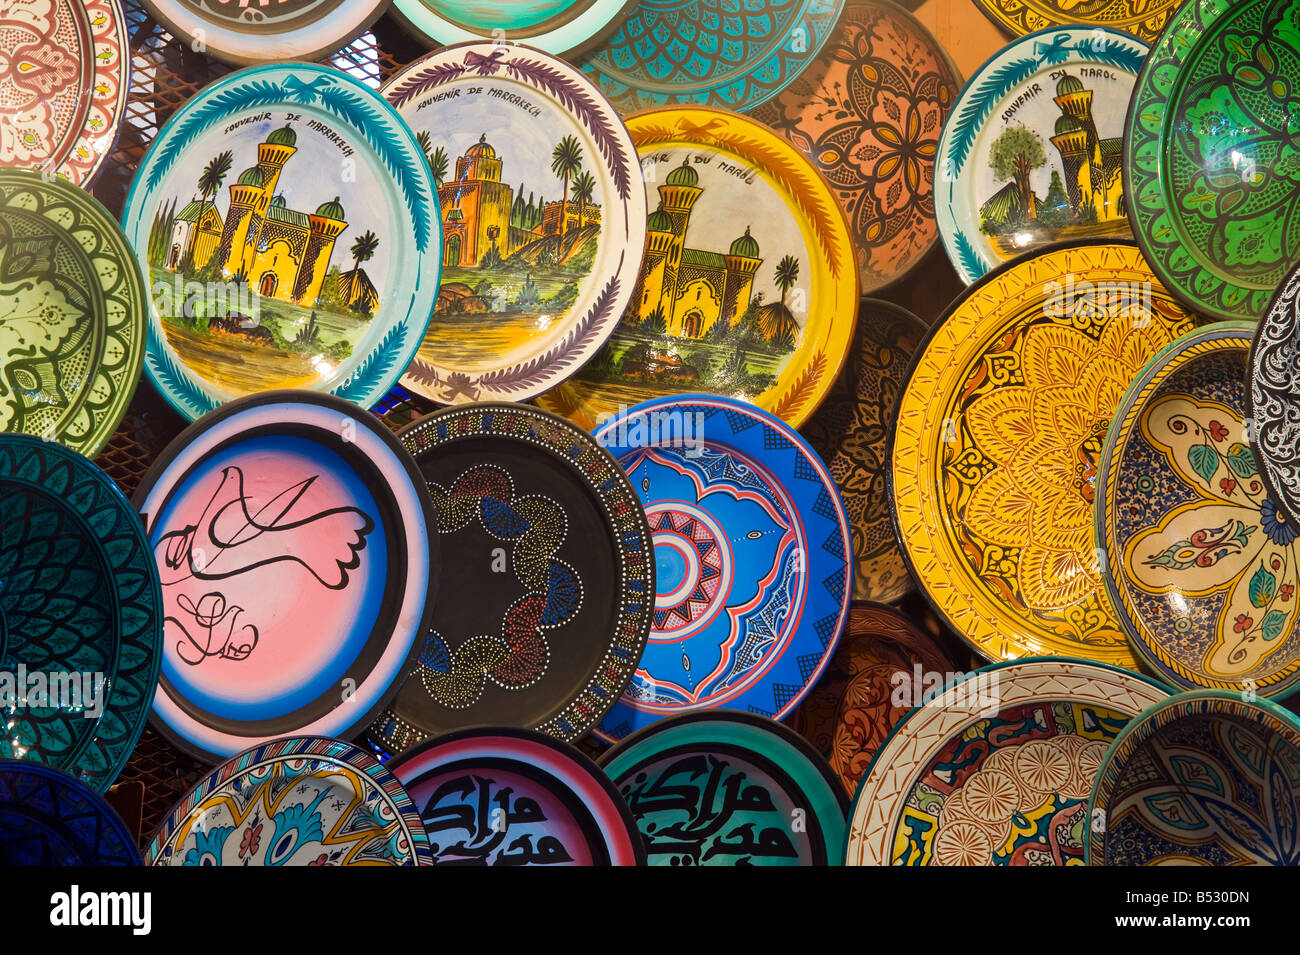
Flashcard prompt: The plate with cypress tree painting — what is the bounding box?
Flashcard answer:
[935,26,1148,284]
[366,403,654,756]
[388,727,644,865]
[120,63,441,421]
[535,107,858,431]
[381,43,645,406]
[391,0,634,59]
[749,0,961,295]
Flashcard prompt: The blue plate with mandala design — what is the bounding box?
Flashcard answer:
[147,736,433,866]
[1098,323,1300,699]
[579,0,846,113]
[593,394,852,742]
[0,762,141,865]
[0,435,163,793]
[120,63,441,421]
[1088,690,1300,865]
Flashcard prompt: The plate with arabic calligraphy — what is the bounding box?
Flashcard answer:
[139,0,389,65]
[1125,0,1300,321]
[391,0,634,58]
[120,64,440,421]
[1100,323,1300,698]
[0,435,162,793]
[1251,263,1300,531]
[1088,691,1300,865]
[133,392,438,763]
[891,240,1196,666]
[147,737,433,865]
[388,727,644,866]
[786,602,959,796]
[0,0,129,186]
[749,1,960,294]
[845,658,1169,865]
[800,299,926,603]
[579,0,845,113]
[0,169,147,457]
[0,763,141,865]
[536,107,858,431]
[601,711,847,865]
[382,43,645,406]
[591,395,852,743]
[936,27,1147,284]
[969,0,1182,45]
[366,404,653,755]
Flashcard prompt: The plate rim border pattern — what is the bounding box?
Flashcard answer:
[1248,265,1300,530]
[389,0,638,60]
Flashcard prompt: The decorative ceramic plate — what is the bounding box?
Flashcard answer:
[580,0,846,113]
[969,0,1182,44]
[936,27,1147,284]
[367,404,653,754]
[1126,0,1300,322]
[845,658,1170,865]
[749,1,960,294]
[0,435,162,792]
[891,241,1196,667]
[392,0,634,58]
[1251,264,1300,530]
[147,737,432,865]
[800,299,925,603]
[139,0,389,65]
[1100,324,1300,698]
[0,169,147,457]
[0,0,130,186]
[133,392,438,762]
[787,602,959,796]
[389,727,644,865]
[592,395,852,743]
[0,762,141,865]
[601,711,846,865]
[536,107,858,431]
[121,63,440,421]
[1088,691,1300,865]
[382,43,645,406]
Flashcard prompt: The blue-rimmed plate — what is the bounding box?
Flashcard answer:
[592,394,852,742]
[121,63,441,421]
[935,26,1147,284]
[0,762,141,865]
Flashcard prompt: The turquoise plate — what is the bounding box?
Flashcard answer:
[392,0,636,58]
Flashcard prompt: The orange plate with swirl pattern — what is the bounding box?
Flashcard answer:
[889,240,1198,667]
[749,0,960,294]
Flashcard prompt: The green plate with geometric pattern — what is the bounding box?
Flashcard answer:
[0,168,147,457]
[1125,0,1300,321]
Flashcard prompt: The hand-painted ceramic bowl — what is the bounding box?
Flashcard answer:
[1251,261,1300,531]
[391,0,634,58]
[1100,323,1300,698]
[969,0,1183,44]
[1088,691,1300,865]
[845,658,1170,865]
[0,762,142,865]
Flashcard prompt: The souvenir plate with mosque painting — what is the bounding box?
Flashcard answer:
[846,658,1169,865]
[391,0,634,59]
[388,727,644,866]
[749,0,961,295]
[935,26,1147,284]
[382,43,645,406]
[133,392,438,763]
[536,107,858,431]
[121,63,440,421]
[591,395,852,744]
[0,0,130,187]
[890,241,1196,667]
[147,737,433,866]
[600,711,847,866]
[1100,324,1300,698]
[1088,691,1300,866]
[366,404,653,755]
[970,0,1183,45]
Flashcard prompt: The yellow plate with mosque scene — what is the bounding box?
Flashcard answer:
[889,240,1198,667]
[536,107,859,430]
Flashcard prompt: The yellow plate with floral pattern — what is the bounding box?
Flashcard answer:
[890,240,1198,667]
[536,107,859,430]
